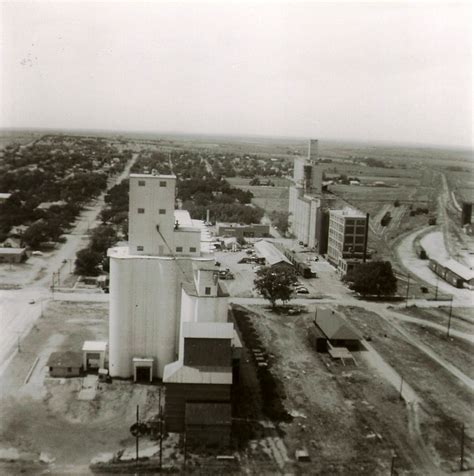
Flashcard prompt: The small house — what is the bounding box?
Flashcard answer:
[310,307,362,352]
[47,351,83,377]
[0,247,27,264]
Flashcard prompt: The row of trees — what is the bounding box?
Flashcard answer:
[75,224,119,276]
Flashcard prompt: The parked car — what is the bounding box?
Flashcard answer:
[32,251,43,256]
[296,287,309,294]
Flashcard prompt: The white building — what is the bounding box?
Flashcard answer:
[288,139,324,248]
[108,173,237,380]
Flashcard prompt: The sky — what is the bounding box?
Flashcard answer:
[1,1,472,148]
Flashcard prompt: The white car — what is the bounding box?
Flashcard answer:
[32,251,44,256]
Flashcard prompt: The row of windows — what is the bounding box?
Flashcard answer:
[176,246,197,253]
[137,208,166,215]
[345,235,366,244]
[138,180,167,187]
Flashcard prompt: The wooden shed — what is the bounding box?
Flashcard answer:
[47,351,83,377]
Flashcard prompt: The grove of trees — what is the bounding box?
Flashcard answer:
[345,261,397,297]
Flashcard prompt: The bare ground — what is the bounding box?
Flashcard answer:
[240,303,437,475]
[345,306,474,473]
[0,300,162,472]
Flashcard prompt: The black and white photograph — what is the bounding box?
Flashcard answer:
[0,1,472,474]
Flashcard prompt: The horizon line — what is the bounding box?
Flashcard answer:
[0,126,472,153]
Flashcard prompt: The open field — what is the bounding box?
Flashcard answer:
[445,169,474,205]
[226,178,290,215]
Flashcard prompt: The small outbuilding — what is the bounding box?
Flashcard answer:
[310,307,362,353]
[0,247,27,264]
[82,341,107,371]
[47,351,83,377]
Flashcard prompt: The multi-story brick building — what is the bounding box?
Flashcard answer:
[327,207,369,275]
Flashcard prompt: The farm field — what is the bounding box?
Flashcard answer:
[445,169,474,205]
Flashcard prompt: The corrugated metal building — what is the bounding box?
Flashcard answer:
[254,240,293,271]
[163,322,234,442]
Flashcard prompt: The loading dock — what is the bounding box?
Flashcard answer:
[133,357,154,383]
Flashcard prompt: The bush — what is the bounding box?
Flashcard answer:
[75,248,103,276]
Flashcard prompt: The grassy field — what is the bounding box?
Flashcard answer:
[226,178,290,215]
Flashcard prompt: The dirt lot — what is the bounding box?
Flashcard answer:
[0,300,162,473]
[346,306,474,473]
[232,303,438,475]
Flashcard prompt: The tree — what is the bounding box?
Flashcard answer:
[346,261,397,297]
[254,266,297,308]
[270,211,290,234]
[75,248,103,276]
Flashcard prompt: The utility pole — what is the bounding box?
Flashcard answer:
[390,455,397,476]
[399,376,404,401]
[136,405,139,464]
[435,275,439,301]
[183,428,187,470]
[447,296,454,338]
[460,423,465,471]
[159,386,163,471]
[405,273,410,308]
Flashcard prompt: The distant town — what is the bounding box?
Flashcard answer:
[0,130,472,474]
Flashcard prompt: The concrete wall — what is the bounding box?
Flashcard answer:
[289,187,321,247]
[129,175,176,256]
[110,255,191,378]
[174,229,201,256]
